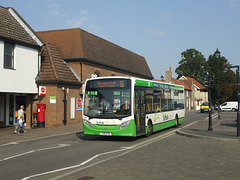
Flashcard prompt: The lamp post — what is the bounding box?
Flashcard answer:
[215,48,221,119]
[208,74,213,131]
[230,65,240,136]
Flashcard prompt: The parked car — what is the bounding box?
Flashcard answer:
[220,101,238,112]
[200,101,210,113]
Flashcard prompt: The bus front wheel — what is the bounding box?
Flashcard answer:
[146,121,153,137]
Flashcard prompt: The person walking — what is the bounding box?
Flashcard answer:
[14,105,26,134]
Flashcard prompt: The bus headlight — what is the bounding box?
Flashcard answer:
[119,120,131,129]
[84,119,93,128]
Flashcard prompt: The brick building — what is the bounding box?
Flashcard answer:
[33,28,153,127]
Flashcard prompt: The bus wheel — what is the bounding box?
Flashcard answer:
[146,121,153,137]
[175,115,179,128]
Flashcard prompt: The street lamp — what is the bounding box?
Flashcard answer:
[229,65,240,136]
[215,48,221,119]
[160,75,164,81]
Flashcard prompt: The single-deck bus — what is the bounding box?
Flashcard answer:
[83,76,185,137]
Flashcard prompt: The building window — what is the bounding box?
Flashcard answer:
[4,42,14,69]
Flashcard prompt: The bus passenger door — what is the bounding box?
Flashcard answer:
[135,88,146,135]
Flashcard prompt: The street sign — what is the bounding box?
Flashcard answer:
[39,86,46,96]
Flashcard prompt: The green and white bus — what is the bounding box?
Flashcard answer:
[83,76,185,137]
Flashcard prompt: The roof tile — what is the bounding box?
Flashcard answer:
[37,28,153,79]
[37,43,81,84]
[0,6,39,47]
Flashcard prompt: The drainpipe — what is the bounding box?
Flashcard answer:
[62,87,67,125]
[80,60,83,83]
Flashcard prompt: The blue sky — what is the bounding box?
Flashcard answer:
[1,0,240,79]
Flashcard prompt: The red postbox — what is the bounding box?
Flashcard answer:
[37,103,46,128]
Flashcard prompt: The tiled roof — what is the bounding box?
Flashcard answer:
[0,6,41,47]
[37,43,81,85]
[179,76,206,90]
[172,78,192,90]
[37,28,153,79]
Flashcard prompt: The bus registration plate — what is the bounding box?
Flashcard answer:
[100,132,112,136]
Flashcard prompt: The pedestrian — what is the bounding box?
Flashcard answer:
[18,116,26,134]
[14,105,26,134]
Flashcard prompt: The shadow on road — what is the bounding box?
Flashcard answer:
[75,131,143,142]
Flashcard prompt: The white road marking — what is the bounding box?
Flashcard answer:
[0,142,19,147]
[1,144,71,162]
[21,147,130,180]
[22,132,174,180]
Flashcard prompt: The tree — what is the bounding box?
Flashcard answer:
[206,54,237,104]
[175,49,207,84]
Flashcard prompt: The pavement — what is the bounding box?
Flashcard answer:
[177,112,240,143]
[0,112,240,144]
[0,123,83,144]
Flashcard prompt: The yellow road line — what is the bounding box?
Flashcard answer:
[131,129,176,148]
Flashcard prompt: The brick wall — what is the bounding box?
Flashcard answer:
[30,84,82,128]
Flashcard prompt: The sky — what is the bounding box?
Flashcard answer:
[1,0,240,79]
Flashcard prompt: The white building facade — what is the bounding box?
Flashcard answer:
[0,7,42,127]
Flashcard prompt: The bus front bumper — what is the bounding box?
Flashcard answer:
[83,119,137,137]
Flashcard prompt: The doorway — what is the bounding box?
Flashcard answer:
[8,95,26,126]
[14,95,26,125]
[135,87,146,135]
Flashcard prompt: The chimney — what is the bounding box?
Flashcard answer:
[165,67,172,83]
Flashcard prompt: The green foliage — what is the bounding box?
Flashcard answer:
[175,49,207,84]
[175,48,237,104]
[207,54,237,104]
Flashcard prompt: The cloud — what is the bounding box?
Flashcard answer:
[81,10,88,15]
[50,10,60,16]
[146,28,167,37]
[228,0,240,8]
[88,24,101,34]
[67,16,88,27]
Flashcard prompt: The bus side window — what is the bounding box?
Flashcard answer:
[153,91,161,112]
[146,95,153,113]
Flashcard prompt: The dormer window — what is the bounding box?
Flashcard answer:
[4,42,14,69]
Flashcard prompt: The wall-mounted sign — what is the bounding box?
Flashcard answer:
[50,96,56,103]
[39,86,46,96]
[77,98,82,110]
